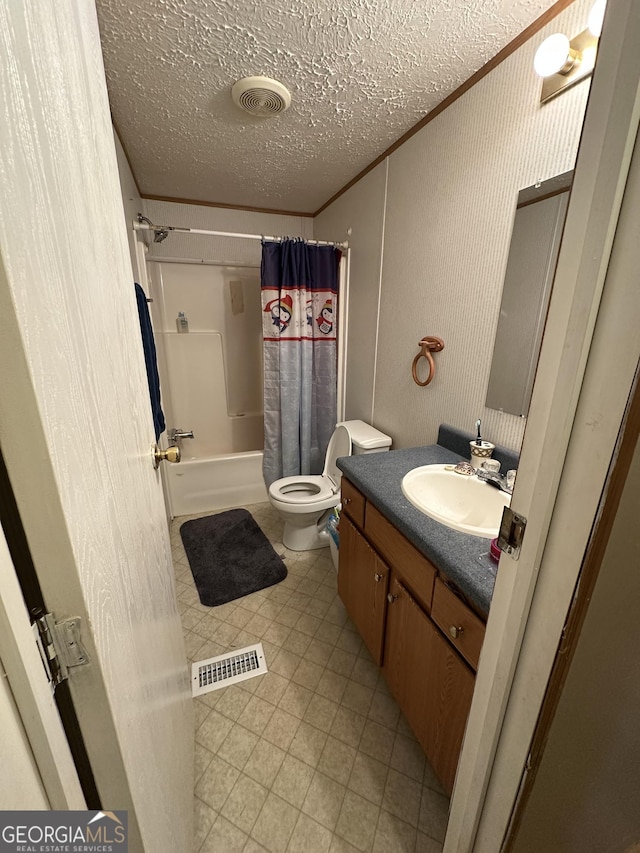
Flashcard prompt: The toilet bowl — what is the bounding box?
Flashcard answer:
[268,420,392,551]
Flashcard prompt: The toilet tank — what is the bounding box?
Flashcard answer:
[340,420,392,454]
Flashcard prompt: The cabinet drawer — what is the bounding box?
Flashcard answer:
[431,578,485,671]
[341,479,366,529]
[365,502,436,613]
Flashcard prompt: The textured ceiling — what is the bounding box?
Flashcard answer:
[97,0,561,214]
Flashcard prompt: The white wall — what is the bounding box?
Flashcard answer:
[316,0,593,451]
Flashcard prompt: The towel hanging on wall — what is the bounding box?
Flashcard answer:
[134,282,165,441]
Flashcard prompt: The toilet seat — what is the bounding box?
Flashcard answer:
[268,424,352,506]
[268,475,336,505]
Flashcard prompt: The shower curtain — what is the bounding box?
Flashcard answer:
[261,238,341,487]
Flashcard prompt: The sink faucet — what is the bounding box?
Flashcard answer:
[476,468,514,495]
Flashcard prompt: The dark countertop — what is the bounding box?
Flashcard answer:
[337,439,509,617]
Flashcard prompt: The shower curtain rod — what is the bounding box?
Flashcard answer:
[133,216,349,250]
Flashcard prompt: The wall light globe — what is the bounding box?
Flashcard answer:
[534,33,571,77]
[588,0,606,37]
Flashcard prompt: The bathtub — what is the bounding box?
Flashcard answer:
[166,450,268,517]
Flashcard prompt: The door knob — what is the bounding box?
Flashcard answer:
[152,443,181,469]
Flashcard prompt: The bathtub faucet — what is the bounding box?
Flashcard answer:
[168,428,194,446]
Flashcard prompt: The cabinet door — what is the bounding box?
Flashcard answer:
[424,616,475,795]
[382,575,432,736]
[383,575,475,796]
[339,514,389,665]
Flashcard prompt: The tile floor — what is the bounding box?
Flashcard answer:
[171,502,449,853]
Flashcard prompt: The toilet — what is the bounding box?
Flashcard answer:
[268,419,392,551]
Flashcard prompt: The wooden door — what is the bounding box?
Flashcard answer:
[340,515,388,665]
[0,3,192,850]
[383,575,474,795]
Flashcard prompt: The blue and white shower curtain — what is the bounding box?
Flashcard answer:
[261,238,341,487]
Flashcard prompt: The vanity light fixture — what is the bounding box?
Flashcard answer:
[533,0,605,104]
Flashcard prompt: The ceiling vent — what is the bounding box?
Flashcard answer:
[231,76,291,117]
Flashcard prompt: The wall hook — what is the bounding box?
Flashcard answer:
[412,336,445,387]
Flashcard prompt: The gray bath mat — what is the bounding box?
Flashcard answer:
[180,509,287,607]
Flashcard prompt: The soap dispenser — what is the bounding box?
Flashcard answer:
[176,312,189,333]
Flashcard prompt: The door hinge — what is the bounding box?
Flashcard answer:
[497,507,527,560]
[32,613,90,692]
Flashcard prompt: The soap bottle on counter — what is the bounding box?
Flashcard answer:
[176,312,189,333]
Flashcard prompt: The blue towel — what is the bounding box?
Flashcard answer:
[134,283,165,441]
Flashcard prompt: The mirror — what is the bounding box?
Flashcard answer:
[485,171,573,417]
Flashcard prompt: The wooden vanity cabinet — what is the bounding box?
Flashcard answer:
[339,477,484,796]
[338,514,389,665]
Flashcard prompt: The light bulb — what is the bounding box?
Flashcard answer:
[588,0,606,37]
[534,33,573,78]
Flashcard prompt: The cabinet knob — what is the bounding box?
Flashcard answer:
[375,573,383,582]
[343,497,351,505]
[448,625,464,640]
[387,593,398,604]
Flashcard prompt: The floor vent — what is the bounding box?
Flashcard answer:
[192,643,267,697]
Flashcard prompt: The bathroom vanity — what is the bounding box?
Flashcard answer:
[336,427,518,796]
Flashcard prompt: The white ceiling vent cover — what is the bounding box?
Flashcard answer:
[192,643,267,696]
[231,76,291,117]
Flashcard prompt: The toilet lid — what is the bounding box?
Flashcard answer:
[323,424,352,487]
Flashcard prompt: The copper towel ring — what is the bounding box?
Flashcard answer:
[412,336,445,387]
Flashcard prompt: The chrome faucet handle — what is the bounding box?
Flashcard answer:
[477,469,513,494]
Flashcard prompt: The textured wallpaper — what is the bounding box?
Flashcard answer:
[314,162,387,424]
[318,0,593,454]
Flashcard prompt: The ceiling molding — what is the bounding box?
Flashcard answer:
[140,193,314,219]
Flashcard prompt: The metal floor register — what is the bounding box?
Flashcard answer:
[192,642,268,697]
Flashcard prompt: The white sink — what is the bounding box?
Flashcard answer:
[401,464,510,538]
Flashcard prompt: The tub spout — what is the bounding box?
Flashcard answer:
[168,428,194,445]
